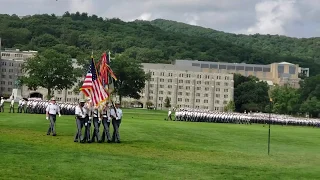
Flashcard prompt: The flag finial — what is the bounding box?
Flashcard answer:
[91,50,94,59]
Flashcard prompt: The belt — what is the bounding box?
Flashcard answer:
[49,114,56,116]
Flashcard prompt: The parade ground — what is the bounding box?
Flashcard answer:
[0,109,319,180]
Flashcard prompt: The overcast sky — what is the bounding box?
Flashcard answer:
[0,0,319,38]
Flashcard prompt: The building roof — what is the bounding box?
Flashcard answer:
[142,63,202,72]
[278,62,294,65]
[174,59,270,68]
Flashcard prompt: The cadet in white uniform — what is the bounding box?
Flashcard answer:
[110,101,123,143]
[45,97,61,136]
[74,99,87,143]
[0,97,4,112]
[9,97,15,113]
[18,99,24,113]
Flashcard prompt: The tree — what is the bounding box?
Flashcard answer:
[164,97,171,108]
[270,85,301,115]
[22,49,78,99]
[224,101,235,112]
[110,54,150,104]
[300,97,320,118]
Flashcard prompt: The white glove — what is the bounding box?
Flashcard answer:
[89,117,93,120]
[98,120,101,123]
[59,114,61,117]
[81,115,86,118]
[46,117,48,120]
[85,122,88,126]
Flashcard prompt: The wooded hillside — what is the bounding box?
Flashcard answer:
[0,12,319,75]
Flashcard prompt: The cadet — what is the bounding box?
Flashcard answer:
[101,104,112,143]
[74,99,87,143]
[83,99,92,143]
[167,108,172,121]
[18,99,24,113]
[45,97,61,136]
[91,105,102,143]
[0,97,4,112]
[9,97,15,113]
[110,101,123,143]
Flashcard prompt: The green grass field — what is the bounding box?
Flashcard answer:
[0,109,319,180]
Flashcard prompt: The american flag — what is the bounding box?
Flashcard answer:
[80,57,108,107]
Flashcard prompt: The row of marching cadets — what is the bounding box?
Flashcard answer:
[74,98,122,143]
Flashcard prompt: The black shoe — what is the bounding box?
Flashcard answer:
[87,140,92,143]
[74,140,78,142]
[116,141,121,143]
[80,140,85,143]
[47,133,50,135]
[98,140,102,143]
[107,140,111,143]
[52,134,56,136]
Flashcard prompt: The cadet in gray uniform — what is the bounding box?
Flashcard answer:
[91,106,102,143]
[0,97,4,112]
[83,99,92,143]
[111,101,122,143]
[74,99,87,143]
[46,97,61,136]
[101,104,112,143]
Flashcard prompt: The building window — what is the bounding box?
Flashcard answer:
[179,86,183,89]
[8,88,12,92]
[217,76,221,79]
[224,95,229,98]
[204,100,208,103]
[160,79,164,82]
[197,74,202,78]
[186,74,191,78]
[179,80,183,83]
[1,75,5,78]
[168,79,172,83]
[216,94,220,98]
[224,101,228,104]
[186,80,190,84]
[224,82,228,86]
[159,97,163,101]
[225,76,229,80]
[278,66,284,73]
[57,91,62,94]
[216,88,220,92]
[168,73,173,77]
[149,96,153,100]
[196,87,201,90]
[196,99,200,103]
[185,99,189,102]
[168,91,171,95]
[289,66,296,74]
[197,81,201,84]
[160,72,164,76]
[215,107,219,111]
[178,98,182,102]
[160,85,164,88]
[68,91,72,95]
[205,75,210,79]
[168,85,172,88]
[186,92,190,96]
[150,84,154,88]
[159,91,163,94]
[205,87,209,91]
[149,90,154,94]
[204,94,208,97]
[2,69,6,72]
[224,89,229,92]
[1,81,5,85]
[186,86,190,90]
[8,82,12,85]
[216,82,220,86]
[205,81,210,85]
[9,69,13,72]
[9,75,12,79]
[196,93,200,97]
[151,78,154,81]
[215,100,220,104]
[178,92,182,95]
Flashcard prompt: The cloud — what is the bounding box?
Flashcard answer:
[246,0,301,35]
[68,0,95,14]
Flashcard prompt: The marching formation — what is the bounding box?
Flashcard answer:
[174,108,320,128]
[44,97,123,143]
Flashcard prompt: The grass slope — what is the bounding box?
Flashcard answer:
[0,109,319,180]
